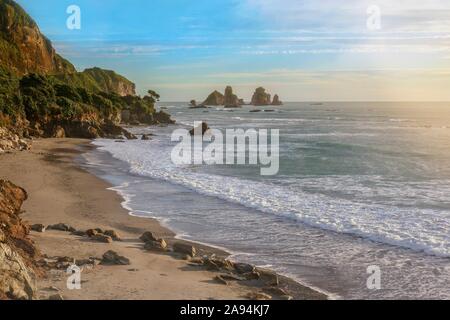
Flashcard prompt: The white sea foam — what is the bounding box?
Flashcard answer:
[94,138,450,257]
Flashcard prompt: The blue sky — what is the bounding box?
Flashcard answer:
[17,0,450,101]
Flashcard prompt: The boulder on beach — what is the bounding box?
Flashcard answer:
[139,231,158,243]
[92,234,113,243]
[47,223,76,232]
[31,224,46,233]
[101,250,130,265]
[173,242,197,257]
[104,230,122,241]
[144,239,168,252]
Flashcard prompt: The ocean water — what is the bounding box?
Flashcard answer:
[81,102,450,299]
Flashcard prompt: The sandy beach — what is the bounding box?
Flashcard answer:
[0,138,326,300]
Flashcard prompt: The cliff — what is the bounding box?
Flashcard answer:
[55,67,136,97]
[0,1,174,140]
[0,0,76,76]
[0,180,41,300]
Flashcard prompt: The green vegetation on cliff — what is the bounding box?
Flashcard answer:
[54,67,136,96]
[0,0,174,134]
[0,0,76,75]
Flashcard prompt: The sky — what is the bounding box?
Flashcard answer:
[16,0,450,101]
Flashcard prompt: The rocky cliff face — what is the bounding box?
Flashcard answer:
[0,0,76,76]
[202,90,224,105]
[0,180,40,300]
[251,87,272,106]
[0,127,30,153]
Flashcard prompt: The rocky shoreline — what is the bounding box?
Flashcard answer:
[0,138,327,300]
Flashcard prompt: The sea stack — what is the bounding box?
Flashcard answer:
[202,90,224,105]
[271,94,283,106]
[223,86,241,108]
[251,87,272,106]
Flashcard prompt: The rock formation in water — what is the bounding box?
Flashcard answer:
[251,87,272,106]
[223,86,242,108]
[189,122,210,136]
[271,94,283,106]
[202,90,225,106]
[201,86,244,107]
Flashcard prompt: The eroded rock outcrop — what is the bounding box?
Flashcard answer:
[223,86,242,108]
[251,87,272,106]
[0,180,40,300]
[0,0,76,76]
[202,90,224,106]
[0,127,30,153]
[271,94,283,106]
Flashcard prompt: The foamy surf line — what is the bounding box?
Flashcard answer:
[99,165,337,299]
[92,139,450,258]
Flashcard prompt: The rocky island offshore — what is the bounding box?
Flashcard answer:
[193,86,282,108]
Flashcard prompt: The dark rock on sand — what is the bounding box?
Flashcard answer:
[144,239,168,252]
[47,223,76,232]
[31,224,46,232]
[140,231,158,243]
[101,250,130,265]
[257,268,279,286]
[173,242,197,257]
[141,134,151,140]
[103,230,122,241]
[91,234,113,244]
[71,230,86,237]
[86,229,99,237]
[234,262,255,274]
